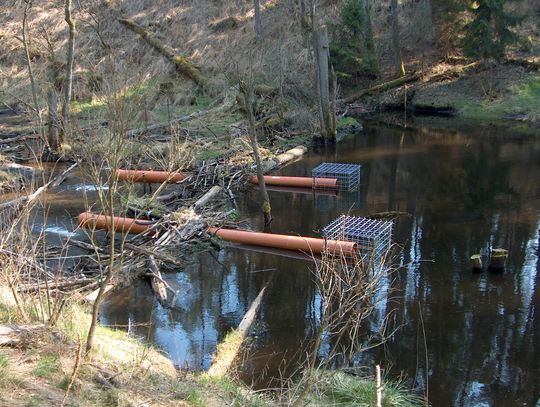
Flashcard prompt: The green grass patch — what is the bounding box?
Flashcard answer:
[32,353,61,379]
[25,393,48,407]
[185,388,205,406]
[199,374,271,407]
[308,370,422,407]
[337,116,361,127]
[0,302,12,323]
[57,374,70,390]
[195,148,222,161]
[0,352,8,370]
[460,75,540,121]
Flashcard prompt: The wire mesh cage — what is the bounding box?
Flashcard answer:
[322,215,393,262]
[312,163,361,191]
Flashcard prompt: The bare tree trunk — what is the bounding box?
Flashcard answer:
[62,0,75,137]
[254,0,262,42]
[313,25,336,143]
[390,0,405,77]
[85,190,116,355]
[363,0,376,55]
[21,0,46,147]
[240,80,272,225]
[47,88,60,151]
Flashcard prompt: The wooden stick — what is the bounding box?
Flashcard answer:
[193,185,223,211]
[124,243,183,266]
[147,255,170,307]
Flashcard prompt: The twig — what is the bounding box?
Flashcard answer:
[60,334,82,407]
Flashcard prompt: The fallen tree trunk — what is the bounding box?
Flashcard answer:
[208,281,270,376]
[261,145,308,172]
[343,62,480,103]
[118,17,205,87]
[343,74,420,103]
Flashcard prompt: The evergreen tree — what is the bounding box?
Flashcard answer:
[329,0,377,79]
[463,0,522,60]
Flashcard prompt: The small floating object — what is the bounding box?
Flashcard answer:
[77,212,155,235]
[489,248,508,272]
[249,175,338,190]
[470,254,483,272]
[208,227,357,256]
[115,169,192,184]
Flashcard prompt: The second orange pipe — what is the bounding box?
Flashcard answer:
[208,227,357,256]
[78,212,155,235]
[250,175,338,189]
[115,169,192,184]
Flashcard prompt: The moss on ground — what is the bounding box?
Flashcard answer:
[459,75,540,122]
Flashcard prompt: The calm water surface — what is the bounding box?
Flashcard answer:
[33,122,540,406]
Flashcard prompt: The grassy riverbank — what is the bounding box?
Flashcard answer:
[0,288,268,406]
[0,287,421,406]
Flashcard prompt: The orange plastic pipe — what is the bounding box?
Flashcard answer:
[77,212,155,235]
[256,185,339,196]
[249,175,338,190]
[208,227,357,256]
[115,169,192,183]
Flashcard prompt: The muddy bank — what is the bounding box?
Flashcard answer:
[357,61,540,126]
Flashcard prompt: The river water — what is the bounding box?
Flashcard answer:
[22,121,540,406]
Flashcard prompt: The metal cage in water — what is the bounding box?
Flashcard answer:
[312,162,361,191]
[322,215,393,262]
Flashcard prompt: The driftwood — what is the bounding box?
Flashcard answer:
[261,145,307,172]
[0,324,47,347]
[84,284,114,302]
[0,162,77,212]
[194,185,223,211]
[118,17,205,87]
[208,281,270,376]
[147,255,177,308]
[124,242,183,267]
[17,277,94,292]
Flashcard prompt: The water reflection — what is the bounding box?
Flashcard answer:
[98,123,540,406]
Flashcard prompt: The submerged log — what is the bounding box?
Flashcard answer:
[118,17,205,87]
[147,255,177,308]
